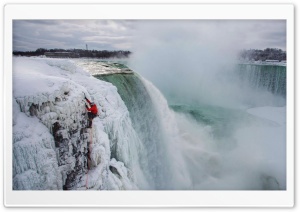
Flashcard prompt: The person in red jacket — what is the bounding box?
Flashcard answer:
[84,96,98,128]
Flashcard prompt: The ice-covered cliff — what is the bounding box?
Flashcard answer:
[13,57,142,190]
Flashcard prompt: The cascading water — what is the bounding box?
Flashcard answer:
[236,63,286,97]
[127,59,286,190]
[96,73,190,189]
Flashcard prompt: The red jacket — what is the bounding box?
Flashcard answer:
[87,104,98,115]
[86,98,98,115]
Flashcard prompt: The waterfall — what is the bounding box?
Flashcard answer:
[96,73,190,189]
[13,57,286,191]
[236,64,286,97]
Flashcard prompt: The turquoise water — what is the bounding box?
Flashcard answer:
[170,104,250,139]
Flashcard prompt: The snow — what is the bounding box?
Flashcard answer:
[13,57,137,190]
[239,61,287,67]
[13,98,62,190]
[74,59,132,75]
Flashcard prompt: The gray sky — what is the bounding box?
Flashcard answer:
[13,20,286,52]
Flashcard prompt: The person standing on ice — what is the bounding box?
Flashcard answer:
[84,95,98,128]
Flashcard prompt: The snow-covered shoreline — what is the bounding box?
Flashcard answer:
[238,60,287,67]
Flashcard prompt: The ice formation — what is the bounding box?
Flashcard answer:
[13,57,138,190]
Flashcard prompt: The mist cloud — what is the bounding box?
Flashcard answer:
[128,20,286,107]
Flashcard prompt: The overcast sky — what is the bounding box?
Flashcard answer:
[13,20,286,52]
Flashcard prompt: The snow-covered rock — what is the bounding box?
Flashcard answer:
[13,57,138,190]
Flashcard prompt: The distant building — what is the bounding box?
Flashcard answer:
[44,52,80,58]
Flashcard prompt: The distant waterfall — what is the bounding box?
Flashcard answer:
[236,64,286,97]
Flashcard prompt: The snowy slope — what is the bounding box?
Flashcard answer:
[13,57,138,190]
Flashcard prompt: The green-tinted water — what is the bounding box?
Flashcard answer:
[95,73,169,189]
[170,104,252,140]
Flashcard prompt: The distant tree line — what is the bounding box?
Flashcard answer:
[238,48,286,61]
[13,48,132,58]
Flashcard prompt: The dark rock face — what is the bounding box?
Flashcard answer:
[52,122,61,148]
[109,166,121,179]
[52,114,90,190]
[29,104,38,116]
